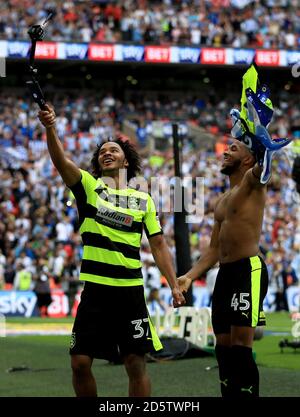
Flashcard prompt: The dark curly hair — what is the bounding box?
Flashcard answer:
[91,137,142,181]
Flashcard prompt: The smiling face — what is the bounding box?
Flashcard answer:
[220,139,255,176]
[98,142,129,174]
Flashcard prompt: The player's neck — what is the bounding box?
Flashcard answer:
[114,176,127,190]
[102,170,128,190]
[229,170,244,188]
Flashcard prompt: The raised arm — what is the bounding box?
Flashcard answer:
[177,220,220,294]
[243,163,267,191]
[38,104,81,187]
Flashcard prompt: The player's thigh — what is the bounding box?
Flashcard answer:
[211,271,231,335]
[231,325,256,347]
[70,283,119,359]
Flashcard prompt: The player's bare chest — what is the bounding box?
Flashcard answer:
[214,189,241,222]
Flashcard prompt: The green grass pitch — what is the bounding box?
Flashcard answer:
[0,312,299,397]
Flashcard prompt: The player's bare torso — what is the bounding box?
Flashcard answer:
[214,180,266,263]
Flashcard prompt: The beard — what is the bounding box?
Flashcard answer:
[220,159,241,175]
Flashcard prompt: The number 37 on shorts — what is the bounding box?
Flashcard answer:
[131,318,149,339]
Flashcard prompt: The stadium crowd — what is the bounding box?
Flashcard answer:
[0,88,299,313]
[0,0,299,49]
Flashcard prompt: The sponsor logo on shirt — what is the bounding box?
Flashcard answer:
[96,206,133,228]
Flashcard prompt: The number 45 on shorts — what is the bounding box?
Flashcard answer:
[231,293,250,311]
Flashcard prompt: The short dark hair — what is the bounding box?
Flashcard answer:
[91,137,142,181]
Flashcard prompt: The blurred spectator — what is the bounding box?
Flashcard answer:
[0,249,6,289]
[61,254,82,316]
[0,0,299,49]
[272,262,293,312]
[33,264,52,317]
[13,262,33,291]
[3,254,15,290]
[55,215,74,244]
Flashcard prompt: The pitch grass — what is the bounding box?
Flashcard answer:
[0,312,300,397]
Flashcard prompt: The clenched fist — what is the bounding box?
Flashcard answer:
[38,103,56,128]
